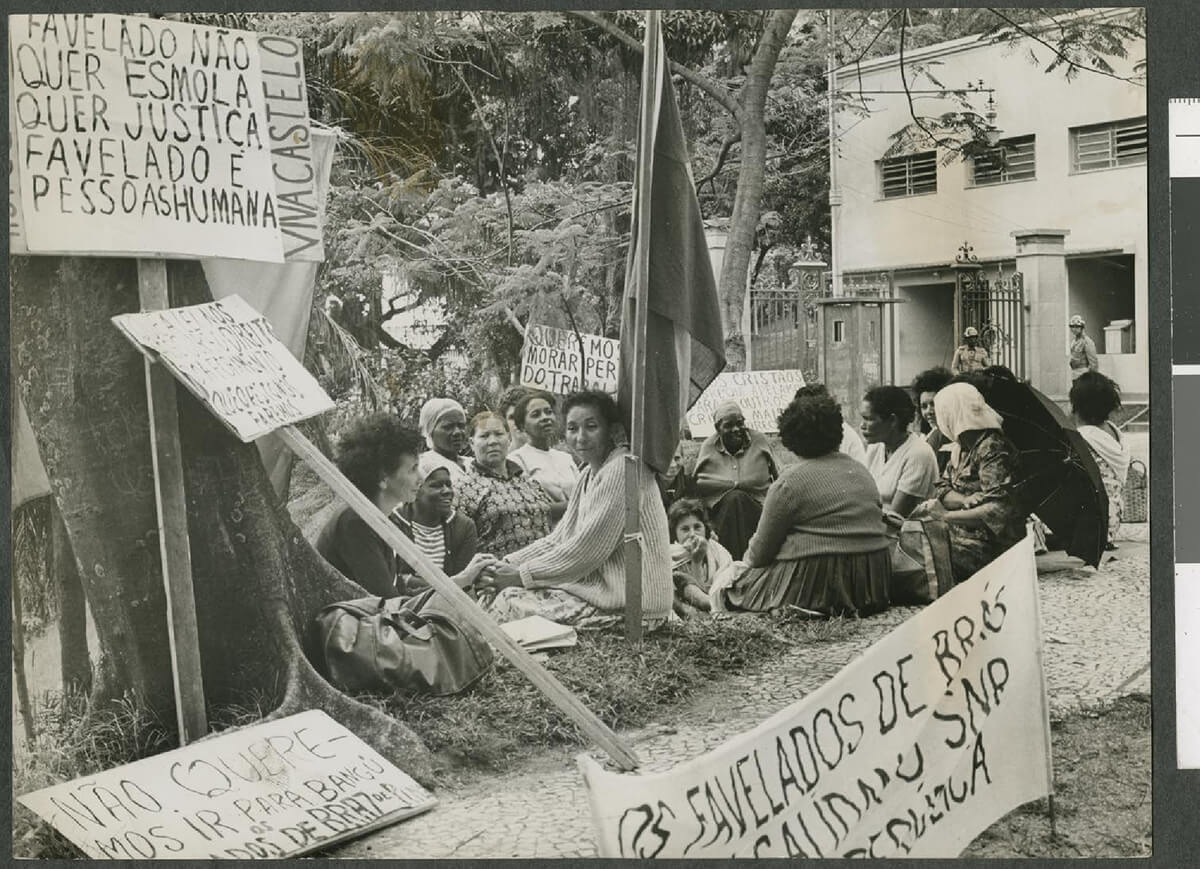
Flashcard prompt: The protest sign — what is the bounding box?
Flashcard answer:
[684,369,806,438]
[112,294,334,442]
[17,710,436,859]
[519,323,620,394]
[580,536,1052,859]
[8,14,323,262]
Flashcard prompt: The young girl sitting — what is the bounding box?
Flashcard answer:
[668,499,736,617]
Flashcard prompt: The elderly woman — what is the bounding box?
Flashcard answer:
[907,382,1026,585]
[508,389,581,519]
[391,453,479,596]
[860,385,939,522]
[314,413,492,597]
[911,367,954,473]
[419,397,469,481]
[1070,371,1130,550]
[455,411,556,559]
[692,401,778,560]
[479,391,673,627]
[720,392,891,617]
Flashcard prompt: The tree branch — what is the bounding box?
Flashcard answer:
[695,131,742,195]
[987,9,1144,85]
[566,10,745,122]
[898,11,959,152]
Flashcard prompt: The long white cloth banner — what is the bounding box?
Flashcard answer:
[579,535,1052,859]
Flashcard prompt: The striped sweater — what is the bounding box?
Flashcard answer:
[505,447,672,619]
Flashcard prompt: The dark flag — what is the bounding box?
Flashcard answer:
[618,15,727,475]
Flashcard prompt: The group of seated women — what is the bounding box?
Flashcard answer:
[317,362,1128,629]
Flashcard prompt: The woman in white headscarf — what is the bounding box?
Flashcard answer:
[418,397,469,482]
[906,382,1026,587]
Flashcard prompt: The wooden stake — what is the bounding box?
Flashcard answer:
[138,259,208,745]
[277,425,640,771]
[622,455,644,644]
[12,566,37,746]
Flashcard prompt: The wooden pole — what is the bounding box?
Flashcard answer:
[623,10,661,644]
[12,568,37,746]
[138,259,208,746]
[276,425,640,771]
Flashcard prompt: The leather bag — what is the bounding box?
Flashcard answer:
[888,518,956,605]
[311,589,494,697]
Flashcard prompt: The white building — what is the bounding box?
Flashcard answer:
[832,9,1146,401]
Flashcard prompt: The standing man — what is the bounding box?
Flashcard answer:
[950,326,991,375]
[1068,314,1099,380]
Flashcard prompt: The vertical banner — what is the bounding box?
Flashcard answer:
[8,14,322,262]
[580,537,1052,859]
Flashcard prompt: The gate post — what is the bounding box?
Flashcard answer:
[1012,229,1071,399]
[952,241,983,344]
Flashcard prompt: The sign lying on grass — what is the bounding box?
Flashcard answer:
[9,13,324,262]
[112,294,334,442]
[519,324,620,395]
[684,369,806,438]
[18,710,436,859]
[580,536,1052,859]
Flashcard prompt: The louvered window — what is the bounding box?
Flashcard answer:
[970,135,1036,186]
[1070,117,1147,172]
[880,151,938,198]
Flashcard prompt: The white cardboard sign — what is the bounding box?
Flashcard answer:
[8,14,323,262]
[112,294,335,442]
[685,370,807,438]
[17,710,437,859]
[581,537,1052,858]
[519,323,620,395]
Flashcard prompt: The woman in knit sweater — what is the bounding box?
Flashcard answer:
[480,391,673,627]
[721,392,891,617]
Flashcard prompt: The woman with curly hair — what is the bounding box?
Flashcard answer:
[720,392,891,617]
[1070,371,1130,549]
[314,413,493,597]
[911,366,954,473]
[860,385,939,522]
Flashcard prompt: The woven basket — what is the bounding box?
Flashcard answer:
[1123,459,1148,523]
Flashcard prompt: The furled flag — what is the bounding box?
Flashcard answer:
[618,15,727,475]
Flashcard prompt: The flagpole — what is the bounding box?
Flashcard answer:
[624,10,660,643]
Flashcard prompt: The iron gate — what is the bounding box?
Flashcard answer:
[956,269,1025,378]
[749,268,821,377]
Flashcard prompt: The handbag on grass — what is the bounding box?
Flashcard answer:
[888,518,956,605]
[311,588,494,697]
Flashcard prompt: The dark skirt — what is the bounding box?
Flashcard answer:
[709,489,764,561]
[724,549,891,617]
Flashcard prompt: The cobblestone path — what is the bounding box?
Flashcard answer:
[338,536,1150,859]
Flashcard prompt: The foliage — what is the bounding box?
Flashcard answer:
[13,497,56,636]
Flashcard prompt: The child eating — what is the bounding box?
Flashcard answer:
[668,498,736,617]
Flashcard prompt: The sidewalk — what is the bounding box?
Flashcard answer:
[336,540,1151,859]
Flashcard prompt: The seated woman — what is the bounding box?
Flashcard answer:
[794,383,868,465]
[907,382,1026,586]
[314,413,492,597]
[721,392,891,617]
[479,391,673,628]
[391,453,479,596]
[667,498,735,618]
[456,411,556,559]
[911,367,954,473]
[507,390,581,520]
[1070,371,1130,551]
[692,402,778,560]
[860,386,939,523]
[419,397,470,482]
[497,385,532,453]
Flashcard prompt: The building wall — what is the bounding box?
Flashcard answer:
[894,281,957,384]
[833,14,1147,396]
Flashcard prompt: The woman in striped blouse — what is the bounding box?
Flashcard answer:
[392,453,480,596]
[479,391,673,628]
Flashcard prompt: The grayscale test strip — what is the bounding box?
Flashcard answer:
[1170,98,1200,767]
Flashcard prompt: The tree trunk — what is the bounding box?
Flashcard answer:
[717,10,799,370]
[52,500,92,697]
[10,255,436,786]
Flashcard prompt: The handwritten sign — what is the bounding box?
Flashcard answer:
[8,14,323,262]
[684,370,806,438]
[520,323,620,395]
[17,710,436,859]
[112,294,334,442]
[580,536,1052,858]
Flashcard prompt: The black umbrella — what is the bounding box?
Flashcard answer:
[960,369,1108,568]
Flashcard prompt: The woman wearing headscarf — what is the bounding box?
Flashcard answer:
[391,453,480,596]
[907,382,1026,585]
[418,397,469,482]
[455,411,557,559]
[692,401,778,560]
